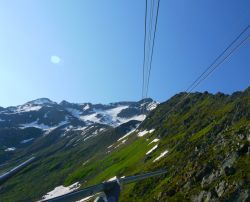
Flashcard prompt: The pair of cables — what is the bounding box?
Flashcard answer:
[141,0,161,101]
[159,25,250,122]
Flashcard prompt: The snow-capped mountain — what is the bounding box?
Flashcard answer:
[0,98,157,151]
[61,98,157,127]
[0,98,157,128]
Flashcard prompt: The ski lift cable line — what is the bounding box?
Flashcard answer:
[159,33,250,123]
[141,0,158,114]
[186,34,250,95]
[145,0,161,99]
[143,0,155,99]
[144,0,156,98]
[141,0,148,100]
[185,24,250,93]
[142,0,160,100]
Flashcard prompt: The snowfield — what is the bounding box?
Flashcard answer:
[41,182,80,200]
[80,105,129,127]
[15,105,42,113]
[20,119,69,131]
[65,108,82,118]
[28,98,55,105]
[146,101,158,110]
[80,105,146,127]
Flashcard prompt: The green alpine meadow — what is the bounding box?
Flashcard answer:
[0,88,249,201]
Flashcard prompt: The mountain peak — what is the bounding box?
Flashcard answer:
[26,98,56,105]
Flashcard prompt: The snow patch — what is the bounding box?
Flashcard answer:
[138,129,155,137]
[44,113,48,118]
[20,120,50,130]
[65,108,82,118]
[147,101,158,111]
[107,176,117,182]
[29,98,55,105]
[80,105,137,127]
[107,144,114,149]
[117,128,137,142]
[20,119,69,133]
[5,147,16,152]
[114,139,127,149]
[20,138,34,144]
[41,182,80,200]
[76,195,94,202]
[118,114,146,124]
[153,150,168,162]
[83,104,90,110]
[146,144,158,155]
[122,139,127,144]
[16,105,42,113]
[149,138,160,145]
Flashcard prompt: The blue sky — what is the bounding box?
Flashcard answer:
[0,0,249,107]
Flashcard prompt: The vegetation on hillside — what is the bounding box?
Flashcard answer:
[0,88,249,201]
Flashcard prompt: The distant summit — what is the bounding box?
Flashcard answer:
[26,98,56,105]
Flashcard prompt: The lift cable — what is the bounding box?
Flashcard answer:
[158,27,250,123]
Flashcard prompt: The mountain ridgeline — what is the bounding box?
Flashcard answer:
[0,88,249,202]
[0,98,157,157]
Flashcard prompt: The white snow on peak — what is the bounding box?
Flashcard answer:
[153,150,169,162]
[80,113,101,124]
[149,138,160,145]
[80,105,130,127]
[146,144,158,155]
[146,101,158,111]
[41,182,80,200]
[20,138,34,144]
[5,147,16,152]
[15,105,42,113]
[138,129,155,137]
[29,98,55,105]
[83,104,90,110]
[7,99,55,114]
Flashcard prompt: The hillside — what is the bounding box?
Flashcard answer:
[0,88,249,201]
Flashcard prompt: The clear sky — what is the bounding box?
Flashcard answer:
[0,0,249,107]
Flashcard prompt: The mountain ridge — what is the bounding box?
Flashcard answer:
[0,87,249,201]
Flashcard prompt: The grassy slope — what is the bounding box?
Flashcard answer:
[0,88,249,201]
[63,89,250,201]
